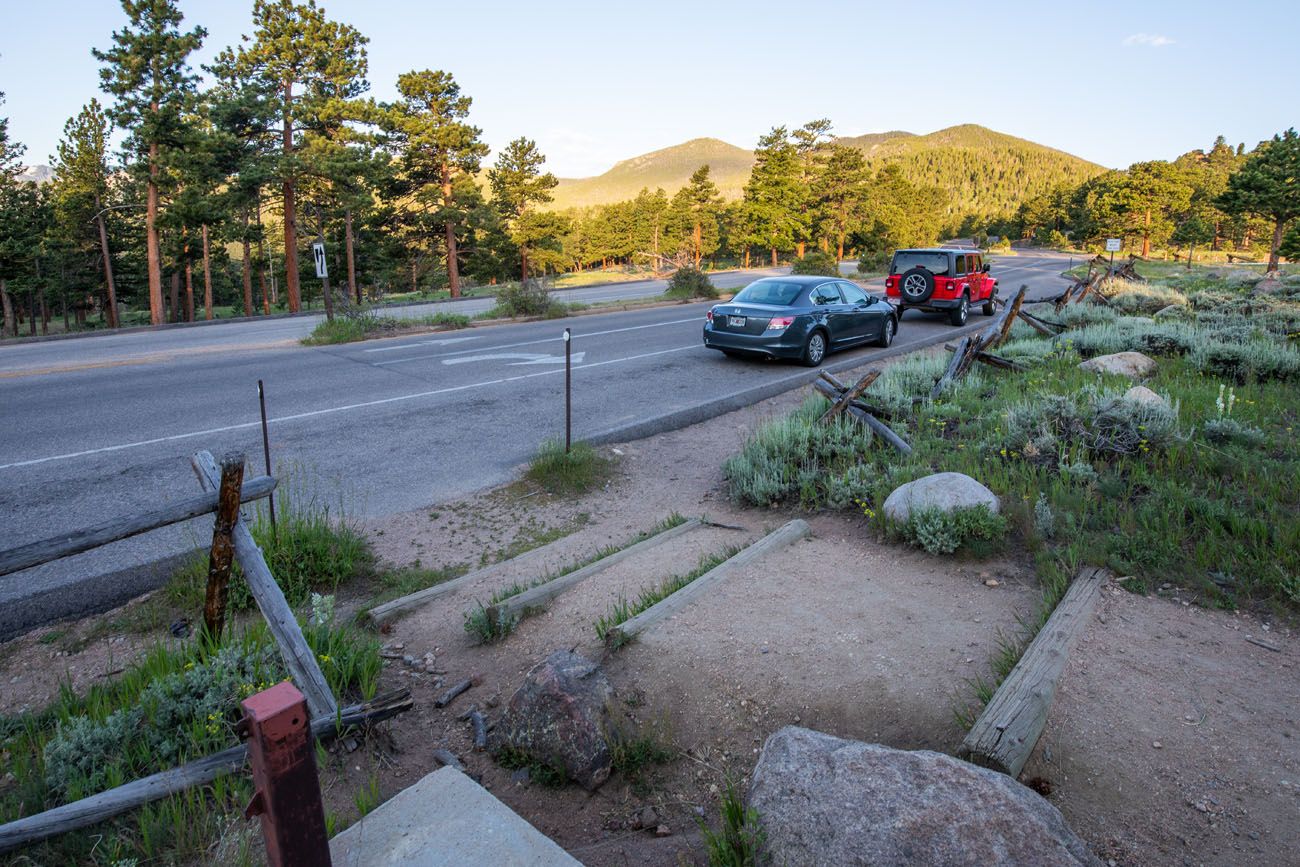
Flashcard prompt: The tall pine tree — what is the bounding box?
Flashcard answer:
[489,138,558,281]
[1218,129,1300,271]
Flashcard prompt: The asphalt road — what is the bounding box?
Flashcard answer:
[0,252,1072,638]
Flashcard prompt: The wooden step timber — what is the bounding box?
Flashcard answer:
[959,566,1110,778]
[815,374,913,454]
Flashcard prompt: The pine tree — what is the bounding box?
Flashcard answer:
[0,91,28,334]
[51,100,121,326]
[814,144,868,260]
[94,0,206,326]
[791,119,832,258]
[488,138,559,281]
[1097,161,1193,256]
[1218,129,1300,271]
[667,165,722,267]
[742,127,802,266]
[380,70,489,299]
[235,0,369,312]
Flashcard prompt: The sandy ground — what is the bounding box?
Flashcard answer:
[2,349,1296,866]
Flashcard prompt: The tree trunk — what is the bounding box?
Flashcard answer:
[146,142,164,326]
[169,272,179,323]
[693,222,702,268]
[796,241,805,259]
[281,85,301,313]
[345,208,359,304]
[1187,244,1194,269]
[201,224,214,320]
[743,248,750,269]
[94,195,118,329]
[442,165,460,299]
[1268,217,1284,272]
[0,279,13,337]
[184,260,195,322]
[770,248,777,267]
[521,247,529,283]
[1141,209,1151,258]
[39,289,48,335]
[28,291,37,336]
[242,233,254,316]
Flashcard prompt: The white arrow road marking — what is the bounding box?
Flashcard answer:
[440,352,584,366]
[511,352,585,366]
[364,336,482,353]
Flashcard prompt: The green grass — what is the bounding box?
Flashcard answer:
[524,440,614,496]
[494,745,567,788]
[0,619,380,864]
[301,311,471,345]
[698,778,766,867]
[595,547,742,648]
[463,513,688,643]
[478,512,592,569]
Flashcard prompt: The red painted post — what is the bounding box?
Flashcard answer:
[240,681,332,866]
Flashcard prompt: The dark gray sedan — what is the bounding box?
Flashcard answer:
[702,276,898,366]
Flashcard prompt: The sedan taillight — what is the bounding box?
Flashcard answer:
[705,309,714,324]
[767,316,795,331]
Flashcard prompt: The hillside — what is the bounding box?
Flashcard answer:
[547,125,1105,220]
[548,138,754,210]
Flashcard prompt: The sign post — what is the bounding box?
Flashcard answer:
[563,328,572,453]
[1105,238,1121,273]
[311,239,333,320]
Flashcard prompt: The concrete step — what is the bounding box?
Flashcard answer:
[329,766,580,866]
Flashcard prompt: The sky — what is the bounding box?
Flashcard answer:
[2,0,1298,177]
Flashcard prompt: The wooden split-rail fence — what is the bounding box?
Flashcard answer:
[0,449,413,855]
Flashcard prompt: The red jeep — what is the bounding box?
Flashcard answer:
[884,248,998,326]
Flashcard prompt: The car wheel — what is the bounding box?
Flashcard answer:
[801,330,827,367]
[875,316,895,347]
[898,267,936,304]
[948,295,969,326]
[982,294,997,316]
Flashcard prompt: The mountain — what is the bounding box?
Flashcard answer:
[17,164,53,184]
[548,138,755,210]
[546,125,1105,219]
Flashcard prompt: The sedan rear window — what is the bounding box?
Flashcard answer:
[732,280,804,306]
[890,252,950,276]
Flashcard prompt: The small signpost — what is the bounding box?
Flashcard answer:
[311,240,328,279]
[563,328,572,453]
[1105,237,1121,271]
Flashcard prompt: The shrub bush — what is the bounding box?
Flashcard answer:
[1191,340,1300,383]
[790,251,840,277]
[1101,279,1189,315]
[896,505,1008,555]
[491,278,565,317]
[1004,387,1179,458]
[663,267,718,300]
[525,439,613,495]
[1202,417,1267,448]
[858,250,890,274]
[1064,319,1198,358]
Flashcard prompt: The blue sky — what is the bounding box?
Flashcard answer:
[2,0,1297,177]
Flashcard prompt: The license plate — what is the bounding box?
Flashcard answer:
[727,316,746,327]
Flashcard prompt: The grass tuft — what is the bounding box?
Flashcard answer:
[524,440,614,496]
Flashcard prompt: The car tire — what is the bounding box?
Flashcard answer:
[982,294,997,316]
[801,330,827,367]
[949,295,969,326]
[875,316,895,347]
[898,267,936,304]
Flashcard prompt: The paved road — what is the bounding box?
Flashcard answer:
[0,253,1071,638]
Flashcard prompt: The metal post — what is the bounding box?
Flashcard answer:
[240,682,332,866]
[258,379,276,534]
[563,328,572,453]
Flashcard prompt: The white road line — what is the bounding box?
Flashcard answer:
[0,344,700,471]
[363,336,483,353]
[372,317,702,366]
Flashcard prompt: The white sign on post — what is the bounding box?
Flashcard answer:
[1105,238,1122,253]
[312,241,328,279]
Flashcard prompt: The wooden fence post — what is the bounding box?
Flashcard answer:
[204,453,245,641]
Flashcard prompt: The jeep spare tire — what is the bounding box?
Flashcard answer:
[898,267,935,303]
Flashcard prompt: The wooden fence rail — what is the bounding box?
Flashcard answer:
[0,475,277,579]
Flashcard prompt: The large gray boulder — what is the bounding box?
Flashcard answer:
[749,727,1100,867]
[494,650,616,790]
[1078,351,1157,380]
[882,472,999,523]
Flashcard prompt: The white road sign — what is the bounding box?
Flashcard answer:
[1105,238,1122,253]
[312,240,328,278]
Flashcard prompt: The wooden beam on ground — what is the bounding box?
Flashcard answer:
[820,369,881,422]
[192,450,337,720]
[0,689,412,854]
[987,286,1027,348]
[810,378,893,420]
[960,566,1109,778]
[943,344,1027,372]
[931,336,970,398]
[486,518,702,632]
[203,453,245,641]
[1017,309,1059,336]
[608,520,810,647]
[0,475,277,578]
[847,405,913,454]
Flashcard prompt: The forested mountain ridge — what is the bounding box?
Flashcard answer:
[548,124,1105,220]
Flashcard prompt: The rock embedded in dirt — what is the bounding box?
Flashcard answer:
[882,472,1000,523]
[749,727,1101,867]
[495,650,617,791]
[1078,351,1158,380]
[1122,385,1169,408]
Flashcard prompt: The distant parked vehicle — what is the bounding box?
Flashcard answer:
[884,248,998,326]
[702,276,899,367]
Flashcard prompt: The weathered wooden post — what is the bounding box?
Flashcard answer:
[203,453,245,641]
